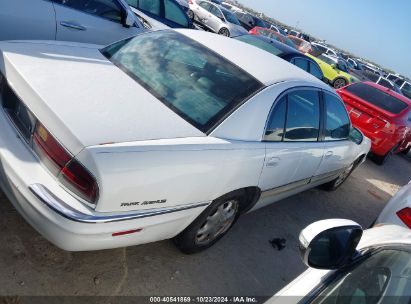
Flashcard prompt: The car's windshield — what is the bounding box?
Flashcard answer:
[101,30,263,133]
[311,249,411,303]
[235,35,284,57]
[222,8,240,25]
[345,82,409,114]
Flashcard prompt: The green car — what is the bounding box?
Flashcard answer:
[306,53,359,89]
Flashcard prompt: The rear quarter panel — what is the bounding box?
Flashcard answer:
[77,138,265,212]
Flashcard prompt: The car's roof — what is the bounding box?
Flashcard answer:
[361,81,411,104]
[176,30,327,88]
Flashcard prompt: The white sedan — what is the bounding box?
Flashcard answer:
[0,29,370,253]
[376,181,411,229]
[273,220,411,302]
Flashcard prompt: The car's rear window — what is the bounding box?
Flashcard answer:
[345,83,409,114]
[101,30,263,133]
[235,35,283,57]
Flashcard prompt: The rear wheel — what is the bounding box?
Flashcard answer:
[218,28,230,37]
[372,144,399,165]
[174,193,242,254]
[187,9,194,21]
[401,146,411,155]
[321,162,355,191]
[333,78,347,89]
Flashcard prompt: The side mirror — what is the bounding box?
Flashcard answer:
[331,63,337,69]
[123,10,135,28]
[349,127,364,145]
[299,219,363,270]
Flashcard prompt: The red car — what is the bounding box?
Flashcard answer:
[249,27,297,49]
[337,81,411,164]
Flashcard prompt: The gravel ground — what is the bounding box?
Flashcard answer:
[0,154,410,297]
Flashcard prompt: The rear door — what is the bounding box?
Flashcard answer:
[195,1,211,25]
[52,0,144,45]
[207,4,224,32]
[0,0,56,41]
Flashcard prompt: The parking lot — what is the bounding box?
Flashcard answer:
[0,154,410,297]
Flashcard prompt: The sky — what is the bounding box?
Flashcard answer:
[237,0,411,78]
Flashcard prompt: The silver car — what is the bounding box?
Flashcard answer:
[188,0,247,37]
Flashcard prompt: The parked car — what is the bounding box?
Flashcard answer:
[337,82,411,164]
[288,30,312,42]
[0,0,147,45]
[220,1,243,13]
[267,23,288,36]
[249,27,297,49]
[287,35,313,53]
[125,0,194,28]
[396,80,411,100]
[0,29,370,253]
[363,71,403,94]
[235,12,267,31]
[234,35,324,81]
[311,42,341,58]
[376,181,411,229]
[274,219,411,301]
[188,0,247,36]
[307,53,360,89]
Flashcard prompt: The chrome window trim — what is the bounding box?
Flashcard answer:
[29,183,210,224]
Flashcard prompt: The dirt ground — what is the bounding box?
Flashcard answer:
[0,154,410,297]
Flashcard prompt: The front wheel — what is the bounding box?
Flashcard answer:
[174,193,241,254]
[333,78,347,89]
[218,28,230,37]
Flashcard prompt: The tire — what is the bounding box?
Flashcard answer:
[371,144,399,165]
[173,192,243,254]
[218,28,230,37]
[401,146,411,155]
[333,78,347,89]
[187,9,194,21]
[321,162,355,191]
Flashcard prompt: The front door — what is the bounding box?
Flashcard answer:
[313,91,356,182]
[257,89,324,208]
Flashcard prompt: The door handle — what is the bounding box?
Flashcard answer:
[325,151,334,158]
[266,157,280,167]
[60,21,86,31]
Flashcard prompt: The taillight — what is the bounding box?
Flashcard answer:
[397,208,411,229]
[33,122,71,170]
[32,121,98,204]
[59,160,99,204]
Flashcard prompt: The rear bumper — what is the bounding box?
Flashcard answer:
[0,109,208,251]
[356,127,397,156]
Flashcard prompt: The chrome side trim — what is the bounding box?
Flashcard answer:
[261,177,311,199]
[29,184,210,224]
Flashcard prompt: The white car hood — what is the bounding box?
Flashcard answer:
[0,41,204,154]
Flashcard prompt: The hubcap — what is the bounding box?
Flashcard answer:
[220,29,229,36]
[195,200,239,245]
[334,164,354,187]
[334,79,346,89]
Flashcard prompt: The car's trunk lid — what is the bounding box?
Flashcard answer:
[0,41,205,155]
